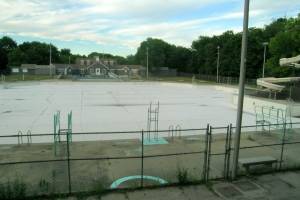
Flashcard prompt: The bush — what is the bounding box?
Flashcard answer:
[0,179,27,200]
[177,167,189,185]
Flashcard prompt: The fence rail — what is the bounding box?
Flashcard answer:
[197,74,256,85]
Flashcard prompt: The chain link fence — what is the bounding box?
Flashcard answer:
[0,122,300,198]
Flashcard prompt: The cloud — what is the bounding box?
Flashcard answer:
[0,0,299,55]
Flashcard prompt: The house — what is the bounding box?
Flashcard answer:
[20,64,55,75]
[52,64,72,75]
[87,64,108,77]
[11,66,22,74]
[111,65,146,77]
[75,56,117,77]
[76,56,117,67]
[127,65,146,76]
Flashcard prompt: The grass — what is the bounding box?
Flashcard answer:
[0,179,27,200]
[177,167,189,185]
[1,74,54,82]
[38,178,50,194]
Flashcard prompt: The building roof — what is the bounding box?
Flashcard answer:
[21,64,52,69]
[113,65,145,70]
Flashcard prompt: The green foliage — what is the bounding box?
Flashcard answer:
[135,38,193,72]
[38,178,50,193]
[177,167,189,185]
[92,179,106,196]
[0,36,17,74]
[17,42,59,65]
[134,14,300,79]
[0,179,27,200]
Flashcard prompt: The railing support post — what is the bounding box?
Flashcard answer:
[279,122,287,170]
[141,130,144,188]
[67,131,72,194]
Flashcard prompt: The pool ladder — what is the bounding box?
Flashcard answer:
[168,125,181,141]
[17,130,32,145]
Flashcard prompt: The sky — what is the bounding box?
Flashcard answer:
[0,0,299,57]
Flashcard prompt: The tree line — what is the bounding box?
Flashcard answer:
[0,38,130,74]
[134,14,300,78]
[0,14,299,78]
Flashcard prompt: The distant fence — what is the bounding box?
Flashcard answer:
[197,74,256,85]
[160,72,257,85]
[0,122,300,197]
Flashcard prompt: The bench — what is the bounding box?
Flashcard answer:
[239,156,277,172]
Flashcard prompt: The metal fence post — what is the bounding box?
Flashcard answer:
[141,130,144,188]
[202,124,209,182]
[224,125,230,179]
[279,122,287,170]
[206,125,212,182]
[227,124,233,179]
[66,131,72,193]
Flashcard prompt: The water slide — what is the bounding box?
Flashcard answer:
[280,55,300,68]
[257,55,300,92]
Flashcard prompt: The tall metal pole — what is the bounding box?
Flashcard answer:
[232,0,250,180]
[146,47,149,79]
[262,42,268,78]
[49,43,52,76]
[217,46,220,83]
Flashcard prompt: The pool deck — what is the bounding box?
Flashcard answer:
[75,170,300,200]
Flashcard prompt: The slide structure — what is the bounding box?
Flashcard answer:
[257,55,300,92]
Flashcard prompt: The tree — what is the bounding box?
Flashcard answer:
[8,48,25,66]
[265,14,300,77]
[18,42,59,65]
[0,36,17,74]
[59,48,72,64]
[0,48,8,74]
[135,38,193,72]
[0,36,17,52]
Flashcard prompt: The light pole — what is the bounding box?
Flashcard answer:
[232,0,250,180]
[189,48,197,71]
[262,42,268,78]
[217,46,220,83]
[146,47,149,79]
[49,43,52,77]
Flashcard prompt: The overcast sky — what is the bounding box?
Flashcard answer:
[0,0,299,56]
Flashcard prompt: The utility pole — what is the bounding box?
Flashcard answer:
[217,46,220,83]
[232,0,250,180]
[146,47,149,80]
[262,42,268,78]
[49,43,52,77]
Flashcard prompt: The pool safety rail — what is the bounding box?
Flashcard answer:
[17,130,32,145]
[53,111,73,156]
[0,121,300,197]
[168,125,182,140]
[254,103,293,131]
